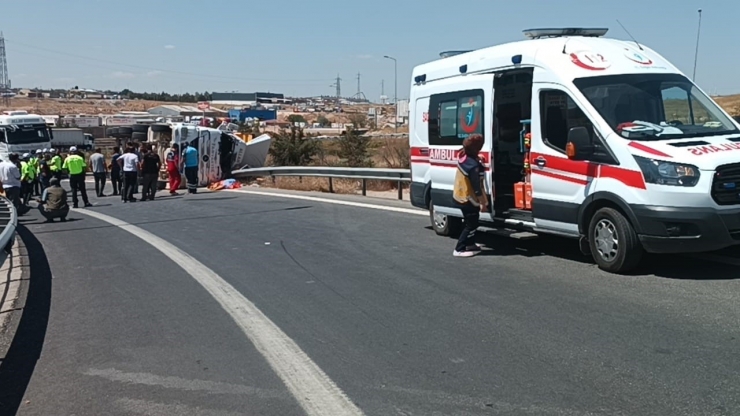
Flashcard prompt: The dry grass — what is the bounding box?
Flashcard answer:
[715,95,740,117]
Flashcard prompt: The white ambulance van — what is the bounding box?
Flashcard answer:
[409,28,740,273]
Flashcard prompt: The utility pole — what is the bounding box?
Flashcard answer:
[383,55,398,133]
[381,79,385,96]
[356,72,361,96]
[0,32,11,107]
[330,74,342,108]
[692,9,702,81]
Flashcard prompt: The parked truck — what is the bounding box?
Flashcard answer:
[50,128,95,150]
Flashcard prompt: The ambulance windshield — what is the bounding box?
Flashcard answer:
[574,73,738,140]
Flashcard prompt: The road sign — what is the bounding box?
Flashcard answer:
[198,101,210,110]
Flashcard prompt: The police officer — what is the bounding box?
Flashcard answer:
[20,153,36,205]
[62,146,92,208]
[49,148,63,181]
[30,149,42,196]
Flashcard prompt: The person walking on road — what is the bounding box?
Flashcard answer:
[63,146,92,208]
[49,148,63,181]
[20,153,36,205]
[140,144,161,201]
[118,146,140,203]
[109,146,122,196]
[0,153,25,214]
[37,177,69,223]
[452,133,488,258]
[182,142,198,194]
[166,143,181,195]
[89,148,108,197]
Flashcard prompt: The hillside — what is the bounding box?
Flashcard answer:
[1,93,738,119]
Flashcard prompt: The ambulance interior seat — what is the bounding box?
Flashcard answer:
[493,103,524,212]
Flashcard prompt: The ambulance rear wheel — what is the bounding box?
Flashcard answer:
[430,204,461,237]
[588,207,643,274]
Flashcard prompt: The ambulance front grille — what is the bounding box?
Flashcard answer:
[711,163,740,206]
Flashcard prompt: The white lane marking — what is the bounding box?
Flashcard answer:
[227,189,427,216]
[77,208,365,416]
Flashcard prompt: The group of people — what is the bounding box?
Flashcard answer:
[0,140,201,221]
[110,141,199,203]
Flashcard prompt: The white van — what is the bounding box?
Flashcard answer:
[409,28,740,273]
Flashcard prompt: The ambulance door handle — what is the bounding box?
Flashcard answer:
[535,156,546,167]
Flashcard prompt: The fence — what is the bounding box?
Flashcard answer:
[231,166,412,200]
[0,196,18,264]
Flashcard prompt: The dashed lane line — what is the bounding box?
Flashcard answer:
[76,208,365,416]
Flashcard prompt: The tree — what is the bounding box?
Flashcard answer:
[316,115,331,127]
[268,127,321,166]
[337,127,373,167]
[287,114,307,124]
[348,113,368,128]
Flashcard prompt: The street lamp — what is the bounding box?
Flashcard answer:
[692,9,703,81]
[383,55,398,133]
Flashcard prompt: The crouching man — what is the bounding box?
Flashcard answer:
[37,177,69,223]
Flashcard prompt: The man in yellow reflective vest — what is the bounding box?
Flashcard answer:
[30,149,42,196]
[50,149,63,181]
[20,153,36,205]
[62,146,91,208]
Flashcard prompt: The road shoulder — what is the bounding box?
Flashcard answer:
[0,236,30,361]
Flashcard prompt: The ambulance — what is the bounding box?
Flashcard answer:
[408,28,740,273]
[0,111,53,160]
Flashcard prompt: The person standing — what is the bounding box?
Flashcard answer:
[0,153,24,214]
[118,146,140,202]
[109,146,122,196]
[182,142,199,194]
[139,144,161,201]
[38,152,52,191]
[165,143,181,195]
[20,153,36,205]
[452,134,488,258]
[89,148,107,197]
[37,177,69,223]
[31,150,42,196]
[49,149,63,181]
[62,146,92,208]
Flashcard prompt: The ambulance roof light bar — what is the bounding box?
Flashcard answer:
[439,50,473,59]
[522,28,609,40]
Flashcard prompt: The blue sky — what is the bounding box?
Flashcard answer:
[1,0,736,100]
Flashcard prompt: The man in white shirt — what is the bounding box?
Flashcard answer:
[117,146,140,202]
[0,153,24,213]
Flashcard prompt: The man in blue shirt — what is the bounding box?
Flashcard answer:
[182,142,199,194]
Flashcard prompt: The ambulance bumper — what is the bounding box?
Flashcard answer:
[632,205,740,254]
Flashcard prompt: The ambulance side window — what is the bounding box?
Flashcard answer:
[428,89,484,146]
[540,90,594,153]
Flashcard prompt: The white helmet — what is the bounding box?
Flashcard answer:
[41,148,48,153]
[35,149,42,154]
[69,146,77,152]
[21,153,30,160]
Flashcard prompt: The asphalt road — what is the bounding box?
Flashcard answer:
[2,184,740,415]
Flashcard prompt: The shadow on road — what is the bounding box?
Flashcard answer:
[438,229,740,280]
[0,225,52,414]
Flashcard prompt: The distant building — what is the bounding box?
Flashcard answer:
[212,92,291,107]
[147,105,227,118]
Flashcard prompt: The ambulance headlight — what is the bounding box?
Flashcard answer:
[634,155,700,187]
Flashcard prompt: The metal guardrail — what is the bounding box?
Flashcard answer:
[232,166,412,200]
[0,196,17,259]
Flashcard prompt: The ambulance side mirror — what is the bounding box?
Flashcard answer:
[565,127,593,160]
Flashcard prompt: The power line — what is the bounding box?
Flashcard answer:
[4,38,329,83]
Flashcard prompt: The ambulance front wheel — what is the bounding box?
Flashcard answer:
[588,207,644,274]
[430,204,462,237]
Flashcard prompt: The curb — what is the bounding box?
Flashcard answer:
[0,235,29,355]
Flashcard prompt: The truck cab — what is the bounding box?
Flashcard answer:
[0,110,53,159]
